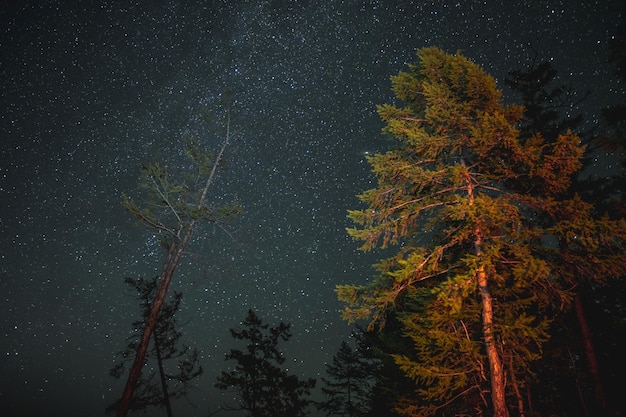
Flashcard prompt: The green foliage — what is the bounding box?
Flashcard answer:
[337,47,626,416]
[121,122,242,245]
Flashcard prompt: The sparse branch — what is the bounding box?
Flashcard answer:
[149,176,184,232]
[197,108,231,210]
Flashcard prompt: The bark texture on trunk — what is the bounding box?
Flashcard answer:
[477,262,510,417]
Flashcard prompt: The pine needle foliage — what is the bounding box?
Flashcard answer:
[336,47,625,417]
[318,340,376,417]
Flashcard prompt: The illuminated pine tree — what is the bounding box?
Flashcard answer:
[337,47,626,417]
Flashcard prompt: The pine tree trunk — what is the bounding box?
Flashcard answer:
[477,262,509,417]
[465,162,509,417]
[117,229,193,417]
[153,327,173,417]
[574,293,606,410]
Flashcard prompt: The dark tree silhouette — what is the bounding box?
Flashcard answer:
[344,324,409,417]
[599,8,626,217]
[107,277,203,416]
[505,58,585,143]
[215,309,316,417]
[505,55,604,415]
[586,12,626,415]
[505,40,626,416]
[317,340,375,417]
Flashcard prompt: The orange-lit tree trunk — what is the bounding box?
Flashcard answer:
[469,170,509,417]
[477,261,509,417]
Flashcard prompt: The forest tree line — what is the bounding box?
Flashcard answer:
[110,14,626,417]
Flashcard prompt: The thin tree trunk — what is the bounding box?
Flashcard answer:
[508,352,525,417]
[153,325,173,417]
[574,293,606,410]
[117,232,192,417]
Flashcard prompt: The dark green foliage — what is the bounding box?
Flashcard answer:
[108,277,202,415]
[505,60,584,143]
[215,310,316,417]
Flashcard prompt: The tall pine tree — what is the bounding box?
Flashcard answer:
[505,40,626,415]
[337,47,626,417]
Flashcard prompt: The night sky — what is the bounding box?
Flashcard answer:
[1,1,623,416]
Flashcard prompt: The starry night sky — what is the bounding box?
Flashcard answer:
[1,1,623,416]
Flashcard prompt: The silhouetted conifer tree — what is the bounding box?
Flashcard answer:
[505,35,626,415]
[317,340,375,417]
[216,309,316,417]
[351,324,408,417]
[505,55,603,416]
[505,57,586,143]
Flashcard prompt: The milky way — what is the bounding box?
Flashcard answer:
[1,1,622,415]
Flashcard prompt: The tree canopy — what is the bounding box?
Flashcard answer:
[337,47,626,417]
